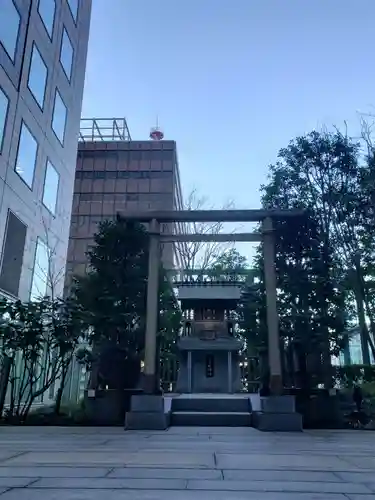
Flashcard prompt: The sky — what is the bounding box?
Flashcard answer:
[81,0,375,260]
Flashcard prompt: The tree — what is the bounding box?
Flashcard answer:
[26,213,82,413]
[243,130,370,388]
[208,249,248,281]
[0,297,82,422]
[158,275,182,390]
[73,215,181,391]
[73,216,148,390]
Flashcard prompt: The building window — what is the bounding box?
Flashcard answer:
[60,28,73,81]
[38,0,55,39]
[30,238,50,300]
[43,161,59,215]
[0,211,27,297]
[92,170,105,179]
[75,170,173,180]
[127,194,138,201]
[0,0,20,62]
[27,43,48,109]
[129,150,142,161]
[52,90,67,145]
[0,87,9,153]
[163,150,175,161]
[15,122,38,188]
[67,0,78,22]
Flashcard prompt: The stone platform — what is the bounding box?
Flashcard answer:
[126,393,302,430]
[171,393,252,426]
[0,426,373,498]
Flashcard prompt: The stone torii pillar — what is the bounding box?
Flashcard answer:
[125,218,169,430]
[262,216,283,394]
[143,218,160,393]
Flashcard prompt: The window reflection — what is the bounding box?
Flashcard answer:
[0,88,9,152]
[60,28,73,81]
[30,239,50,300]
[38,0,55,38]
[75,170,173,180]
[43,161,59,214]
[67,0,78,22]
[28,44,48,109]
[0,0,20,62]
[52,90,67,145]
[15,122,38,188]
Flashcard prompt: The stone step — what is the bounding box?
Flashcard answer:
[172,397,251,413]
[171,411,252,427]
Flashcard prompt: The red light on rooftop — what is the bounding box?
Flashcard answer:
[150,127,164,141]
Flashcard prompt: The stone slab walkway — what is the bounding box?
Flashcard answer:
[0,426,373,499]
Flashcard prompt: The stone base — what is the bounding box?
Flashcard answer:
[252,411,303,431]
[124,395,170,430]
[84,389,142,426]
[253,395,302,432]
[260,395,296,413]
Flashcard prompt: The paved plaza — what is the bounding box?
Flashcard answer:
[0,426,373,499]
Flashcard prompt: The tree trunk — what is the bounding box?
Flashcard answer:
[294,343,309,392]
[0,355,12,417]
[54,387,63,416]
[54,366,68,416]
[354,286,371,364]
[320,332,332,388]
[351,261,375,362]
[362,292,375,360]
[321,241,333,389]
[342,336,351,365]
[88,343,101,390]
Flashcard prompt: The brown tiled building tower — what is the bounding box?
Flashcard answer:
[65,119,184,290]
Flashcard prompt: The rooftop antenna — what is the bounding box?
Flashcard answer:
[150,115,164,141]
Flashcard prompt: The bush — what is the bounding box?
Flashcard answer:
[334,364,375,387]
[1,400,90,426]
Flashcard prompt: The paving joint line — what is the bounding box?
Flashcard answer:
[104,467,115,477]
[24,477,42,488]
[0,451,28,464]
[331,471,344,481]
[0,487,12,497]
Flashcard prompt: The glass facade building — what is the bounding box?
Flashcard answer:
[0,0,91,301]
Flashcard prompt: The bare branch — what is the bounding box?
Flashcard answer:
[358,112,375,155]
[175,188,236,273]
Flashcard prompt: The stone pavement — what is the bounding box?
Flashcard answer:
[0,426,373,499]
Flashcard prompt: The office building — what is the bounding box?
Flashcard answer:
[0,0,91,301]
[65,117,184,291]
[333,328,375,366]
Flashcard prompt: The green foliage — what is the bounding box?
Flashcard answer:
[0,296,83,422]
[74,216,149,355]
[334,364,375,387]
[208,249,248,281]
[73,215,181,390]
[242,130,372,388]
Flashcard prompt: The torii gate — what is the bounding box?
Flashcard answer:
[120,209,304,396]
